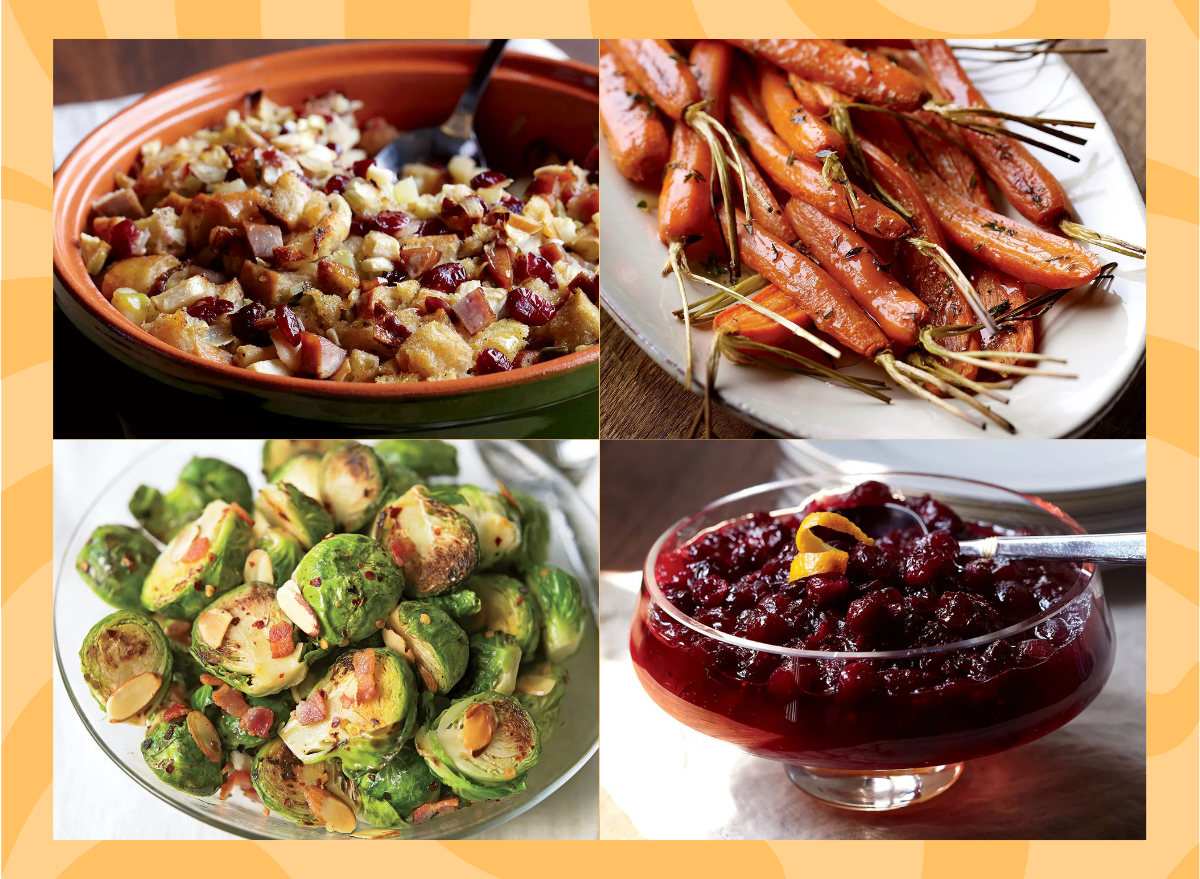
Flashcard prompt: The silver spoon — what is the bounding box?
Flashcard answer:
[373,39,508,174]
[841,503,1146,565]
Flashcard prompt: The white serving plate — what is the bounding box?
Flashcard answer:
[600,41,1147,438]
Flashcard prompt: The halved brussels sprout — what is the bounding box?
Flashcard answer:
[141,500,254,620]
[319,442,388,532]
[371,486,479,598]
[374,440,458,479]
[190,581,308,696]
[191,684,290,750]
[510,488,551,570]
[140,711,225,795]
[525,566,587,662]
[178,457,254,511]
[156,616,206,689]
[131,457,253,542]
[76,524,159,611]
[383,602,469,694]
[252,736,359,830]
[514,660,568,743]
[349,743,443,828]
[426,589,482,622]
[255,482,334,550]
[257,528,304,584]
[79,610,173,717]
[268,451,323,502]
[262,440,342,479]
[415,692,541,801]
[468,574,541,657]
[294,533,405,645]
[280,647,418,771]
[446,485,522,570]
[454,632,522,698]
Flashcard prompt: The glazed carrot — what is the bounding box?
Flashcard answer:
[731,141,796,242]
[759,66,845,161]
[911,39,1069,226]
[720,204,890,358]
[784,198,930,347]
[599,45,670,185]
[858,112,1102,288]
[968,259,1035,365]
[606,39,701,122]
[729,89,910,239]
[786,73,847,115]
[713,284,817,351]
[689,40,733,124]
[732,39,927,110]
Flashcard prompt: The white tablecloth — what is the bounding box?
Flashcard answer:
[53,440,598,840]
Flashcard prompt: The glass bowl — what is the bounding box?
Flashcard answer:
[54,440,598,839]
[629,473,1115,811]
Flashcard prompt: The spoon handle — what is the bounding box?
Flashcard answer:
[958,532,1146,565]
[442,39,509,140]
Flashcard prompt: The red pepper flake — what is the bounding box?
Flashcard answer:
[252,619,267,629]
[364,571,376,580]
[310,577,322,587]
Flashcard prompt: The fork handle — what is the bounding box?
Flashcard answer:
[442,39,509,140]
[958,532,1146,565]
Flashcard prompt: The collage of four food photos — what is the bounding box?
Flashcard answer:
[48,32,1154,848]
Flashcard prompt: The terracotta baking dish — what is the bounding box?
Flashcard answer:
[53,42,599,431]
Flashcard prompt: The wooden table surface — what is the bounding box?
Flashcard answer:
[600,39,1147,439]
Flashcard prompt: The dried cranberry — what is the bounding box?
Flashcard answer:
[350,217,372,237]
[108,219,141,260]
[500,194,525,213]
[505,287,556,326]
[513,350,541,368]
[324,174,350,195]
[186,296,235,325]
[230,301,270,346]
[474,347,512,375]
[470,169,508,189]
[415,218,452,237]
[420,262,467,293]
[274,304,303,347]
[806,573,850,608]
[514,252,555,286]
[373,311,410,348]
[371,210,411,236]
[568,271,599,303]
[352,157,375,178]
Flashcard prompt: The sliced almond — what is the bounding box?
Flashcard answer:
[169,524,201,563]
[417,665,437,692]
[461,702,497,755]
[187,710,223,763]
[277,579,320,637]
[515,674,557,697]
[304,787,357,834]
[244,548,274,585]
[197,609,233,649]
[381,626,408,658]
[106,672,162,722]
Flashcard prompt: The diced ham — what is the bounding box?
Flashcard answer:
[212,684,249,719]
[181,536,211,564]
[91,187,146,219]
[452,288,496,335]
[246,222,284,259]
[299,332,348,379]
[199,673,224,687]
[539,242,567,265]
[566,189,600,223]
[354,649,376,704]
[160,704,190,722]
[240,705,275,738]
[267,621,294,658]
[398,246,441,278]
[411,797,460,824]
[297,689,327,726]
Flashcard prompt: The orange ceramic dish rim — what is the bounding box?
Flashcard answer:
[53,41,600,400]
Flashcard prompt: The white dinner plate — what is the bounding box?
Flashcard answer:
[599,41,1147,438]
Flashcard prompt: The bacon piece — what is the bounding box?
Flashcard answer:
[267,621,295,658]
[240,705,275,738]
[181,536,211,564]
[164,620,193,643]
[411,797,460,824]
[219,768,259,801]
[354,649,376,704]
[398,245,441,278]
[160,704,190,722]
[212,684,249,719]
[297,689,327,726]
[199,673,224,687]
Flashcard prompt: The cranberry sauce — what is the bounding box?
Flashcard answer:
[630,481,1114,769]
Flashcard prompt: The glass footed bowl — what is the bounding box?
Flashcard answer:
[629,473,1115,812]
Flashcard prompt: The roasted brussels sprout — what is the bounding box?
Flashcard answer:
[76,524,158,610]
[426,589,482,622]
[140,500,254,620]
[258,528,304,584]
[157,617,206,689]
[261,440,341,479]
[280,647,419,771]
[191,684,290,750]
[131,457,253,542]
[190,581,308,696]
[468,574,541,657]
[454,632,522,698]
[514,660,568,743]
[293,533,405,646]
[371,486,479,598]
[255,482,334,550]
[79,610,173,720]
[252,736,359,832]
[511,488,551,569]
[525,566,587,662]
[319,442,389,532]
[268,451,323,502]
[382,602,469,694]
[349,744,444,828]
[140,710,225,795]
[374,440,458,479]
[447,485,522,570]
[415,692,541,800]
